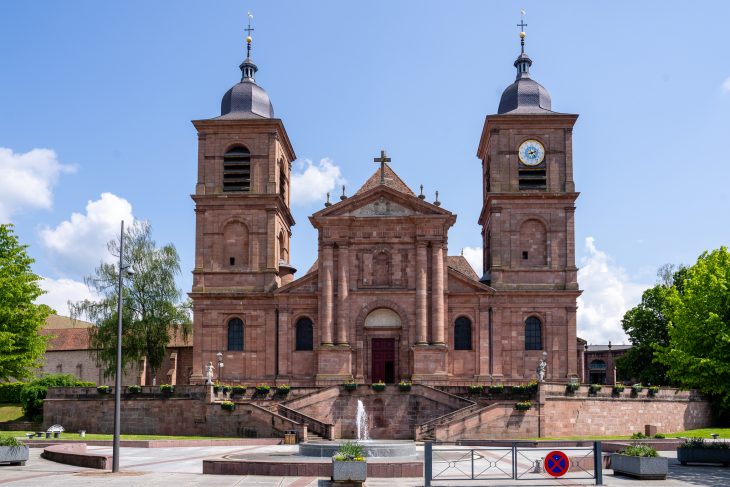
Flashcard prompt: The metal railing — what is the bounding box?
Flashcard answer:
[425,440,603,485]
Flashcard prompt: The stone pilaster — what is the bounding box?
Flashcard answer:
[415,241,428,344]
[336,244,349,345]
[321,244,334,345]
[431,242,445,344]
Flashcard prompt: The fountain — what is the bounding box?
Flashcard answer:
[298,398,416,458]
[356,399,369,441]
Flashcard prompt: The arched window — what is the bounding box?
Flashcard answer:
[223,147,251,192]
[227,318,244,351]
[525,316,542,350]
[295,317,314,351]
[454,317,472,350]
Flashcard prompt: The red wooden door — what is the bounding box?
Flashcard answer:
[371,338,395,383]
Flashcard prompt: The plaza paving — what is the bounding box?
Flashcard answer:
[0,444,729,486]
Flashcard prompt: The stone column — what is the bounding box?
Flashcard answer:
[336,244,349,345]
[431,242,445,344]
[415,241,428,344]
[321,244,334,345]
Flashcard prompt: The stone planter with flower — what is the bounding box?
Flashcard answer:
[332,440,367,485]
[371,381,386,392]
[0,436,29,466]
[677,438,730,466]
[397,380,412,392]
[611,444,667,479]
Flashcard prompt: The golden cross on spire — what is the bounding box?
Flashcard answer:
[245,11,254,58]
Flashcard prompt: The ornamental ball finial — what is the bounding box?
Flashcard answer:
[246,36,252,43]
[519,31,526,39]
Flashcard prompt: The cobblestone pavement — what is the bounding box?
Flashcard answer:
[1,446,729,486]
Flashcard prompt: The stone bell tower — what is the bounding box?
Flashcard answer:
[189,19,296,383]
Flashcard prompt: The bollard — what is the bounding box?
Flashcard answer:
[424,441,432,487]
[593,441,603,485]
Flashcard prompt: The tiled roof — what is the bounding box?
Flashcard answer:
[41,328,91,351]
[447,256,480,281]
[355,163,416,197]
[41,327,192,351]
[44,314,93,329]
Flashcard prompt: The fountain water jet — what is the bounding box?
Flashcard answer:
[356,399,369,441]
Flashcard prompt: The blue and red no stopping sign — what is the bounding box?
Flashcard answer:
[544,450,570,477]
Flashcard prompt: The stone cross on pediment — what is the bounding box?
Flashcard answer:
[373,150,391,185]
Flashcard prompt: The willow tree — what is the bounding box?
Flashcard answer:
[72,221,190,380]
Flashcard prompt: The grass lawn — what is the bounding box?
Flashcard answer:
[531,428,730,441]
[7,431,242,441]
[0,403,24,422]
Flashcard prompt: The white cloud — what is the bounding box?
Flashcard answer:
[39,192,135,276]
[0,147,75,222]
[462,246,483,276]
[723,76,730,94]
[577,237,649,345]
[36,277,96,317]
[290,158,346,206]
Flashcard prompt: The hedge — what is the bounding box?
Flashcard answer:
[0,382,26,403]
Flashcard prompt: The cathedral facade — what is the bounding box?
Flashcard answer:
[189,31,580,386]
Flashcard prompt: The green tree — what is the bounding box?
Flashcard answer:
[72,221,190,380]
[615,265,687,385]
[0,224,51,381]
[657,247,730,408]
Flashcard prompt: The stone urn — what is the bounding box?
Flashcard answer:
[611,453,668,480]
[332,458,367,485]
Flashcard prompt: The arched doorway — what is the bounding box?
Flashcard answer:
[365,308,401,383]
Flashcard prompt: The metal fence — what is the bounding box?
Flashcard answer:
[424,441,603,485]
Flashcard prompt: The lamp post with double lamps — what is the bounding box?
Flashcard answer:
[112,221,134,473]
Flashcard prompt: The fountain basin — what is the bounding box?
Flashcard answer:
[298,439,417,458]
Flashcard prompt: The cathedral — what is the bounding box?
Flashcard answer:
[189,27,580,387]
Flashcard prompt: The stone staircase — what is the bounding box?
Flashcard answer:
[416,402,484,440]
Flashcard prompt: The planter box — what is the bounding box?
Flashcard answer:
[332,459,366,484]
[0,445,29,466]
[611,454,668,480]
[677,448,730,467]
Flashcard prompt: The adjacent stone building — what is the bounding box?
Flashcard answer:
[190,30,581,386]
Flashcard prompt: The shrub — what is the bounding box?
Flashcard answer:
[160,384,174,394]
[0,435,24,447]
[371,381,386,391]
[648,385,660,396]
[654,433,666,439]
[467,385,484,395]
[488,384,505,394]
[96,385,110,394]
[613,383,625,394]
[566,383,580,393]
[631,384,644,394]
[255,384,271,395]
[397,381,412,392]
[589,384,602,394]
[275,384,291,395]
[620,444,658,457]
[127,385,141,394]
[20,374,93,420]
[630,432,647,439]
[515,401,532,411]
[231,385,246,395]
[333,440,366,461]
[343,381,357,391]
[0,382,26,403]
[220,401,236,412]
[680,438,730,449]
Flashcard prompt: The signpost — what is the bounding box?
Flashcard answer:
[544,450,570,477]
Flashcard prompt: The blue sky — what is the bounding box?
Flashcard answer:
[2,1,728,344]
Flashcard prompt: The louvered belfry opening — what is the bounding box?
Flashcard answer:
[518,165,546,190]
[223,147,251,192]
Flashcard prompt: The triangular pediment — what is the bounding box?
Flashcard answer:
[312,184,452,219]
[275,269,318,294]
[448,268,495,293]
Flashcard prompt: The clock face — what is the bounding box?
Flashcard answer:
[518,139,545,166]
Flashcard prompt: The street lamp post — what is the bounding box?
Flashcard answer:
[216,352,224,382]
[112,220,132,473]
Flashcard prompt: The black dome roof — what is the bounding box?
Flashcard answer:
[218,58,274,119]
[497,51,554,115]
